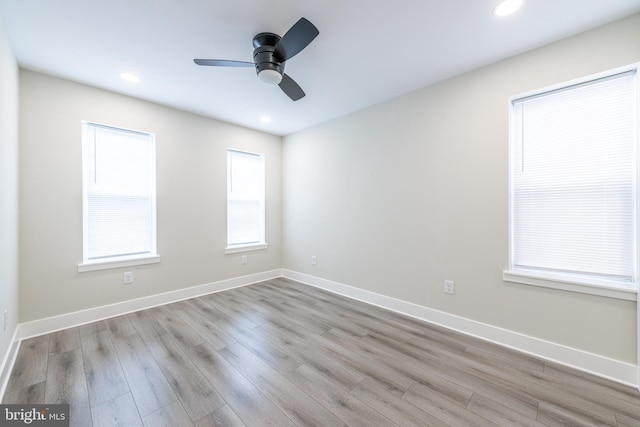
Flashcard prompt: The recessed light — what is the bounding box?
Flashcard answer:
[493,0,524,17]
[120,72,140,83]
[259,116,272,124]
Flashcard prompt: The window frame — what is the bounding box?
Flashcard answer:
[504,64,639,301]
[225,148,267,254]
[78,121,160,272]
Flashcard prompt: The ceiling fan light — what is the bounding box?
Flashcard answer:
[258,69,283,85]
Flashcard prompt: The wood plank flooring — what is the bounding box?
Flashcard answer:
[3,278,640,426]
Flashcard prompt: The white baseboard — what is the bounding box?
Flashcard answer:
[282,269,638,388]
[2,267,636,401]
[18,269,282,340]
[0,326,21,401]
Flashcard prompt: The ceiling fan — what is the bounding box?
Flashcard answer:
[194,18,319,101]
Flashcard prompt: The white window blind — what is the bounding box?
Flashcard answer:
[227,149,265,248]
[510,69,637,285]
[82,122,157,263]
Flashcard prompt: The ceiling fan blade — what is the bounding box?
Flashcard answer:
[194,59,254,67]
[274,18,319,61]
[279,73,305,101]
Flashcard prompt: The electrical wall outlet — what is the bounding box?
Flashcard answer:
[241,255,248,265]
[444,280,455,295]
[123,271,134,284]
[311,255,317,265]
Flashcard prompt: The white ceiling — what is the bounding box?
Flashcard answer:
[1,0,639,135]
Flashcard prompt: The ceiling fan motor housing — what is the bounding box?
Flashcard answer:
[252,32,285,77]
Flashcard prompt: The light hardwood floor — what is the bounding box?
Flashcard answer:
[3,278,640,426]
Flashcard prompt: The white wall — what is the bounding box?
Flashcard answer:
[283,14,640,364]
[19,70,282,322]
[0,17,19,372]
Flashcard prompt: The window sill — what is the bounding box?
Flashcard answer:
[503,268,637,301]
[225,243,268,254]
[78,255,161,272]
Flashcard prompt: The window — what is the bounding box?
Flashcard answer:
[79,122,158,271]
[504,65,638,300]
[226,149,266,253]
